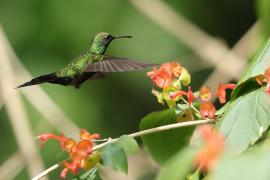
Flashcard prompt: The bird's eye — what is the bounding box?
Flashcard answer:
[106,35,112,41]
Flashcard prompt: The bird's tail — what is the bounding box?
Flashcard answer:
[16,73,59,89]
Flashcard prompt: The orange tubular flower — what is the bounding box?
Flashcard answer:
[80,129,100,141]
[170,87,195,104]
[170,90,187,99]
[195,125,224,172]
[264,68,270,95]
[61,160,80,179]
[39,133,63,146]
[216,83,236,104]
[199,86,212,101]
[187,86,196,104]
[256,75,264,86]
[38,129,100,179]
[199,102,216,119]
[267,83,270,95]
[39,133,75,152]
[170,61,182,77]
[146,66,172,88]
[146,62,182,89]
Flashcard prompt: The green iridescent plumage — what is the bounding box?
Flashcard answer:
[17,32,155,89]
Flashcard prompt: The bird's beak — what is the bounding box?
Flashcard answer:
[112,35,132,39]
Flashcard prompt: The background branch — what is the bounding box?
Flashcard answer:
[0,26,47,179]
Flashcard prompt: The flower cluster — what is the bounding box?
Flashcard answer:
[147,62,236,119]
[38,129,100,179]
[195,125,224,171]
[147,62,191,108]
[256,67,270,95]
[197,84,235,119]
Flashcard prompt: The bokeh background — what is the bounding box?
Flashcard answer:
[0,0,268,179]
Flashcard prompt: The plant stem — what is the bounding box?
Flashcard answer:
[31,119,214,180]
[182,97,200,114]
[93,119,213,150]
[32,164,60,180]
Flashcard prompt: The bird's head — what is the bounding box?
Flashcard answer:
[90,32,132,55]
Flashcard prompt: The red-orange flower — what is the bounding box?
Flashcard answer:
[169,62,182,77]
[147,67,172,88]
[256,75,264,86]
[39,133,75,152]
[38,129,100,179]
[195,125,224,171]
[264,68,270,95]
[199,86,212,101]
[61,160,80,179]
[147,62,182,88]
[170,90,186,99]
[186,86,196,104]
[80,129,100,141]
[264,67,270,82]
[215,83,236,104]
[199,102,216,119]
[255,68,270,95]
[170,87,195,104]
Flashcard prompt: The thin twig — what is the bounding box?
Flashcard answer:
[0,152,24,180]
[130,0,246,79]
[203,22,258,89]
[32,164,60,180]
[181,98,200,115]
[0,24,80,139]
[32,119,214,180]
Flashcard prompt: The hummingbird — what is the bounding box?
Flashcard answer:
[17,32,156,89]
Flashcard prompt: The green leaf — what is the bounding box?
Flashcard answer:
[238,38,270,84]
[175,104,194,122]
[219,88,270,155]
[86,151,102,170]
[115,135,139,154]
[72,167,101,180]
[175,104,189,115]
[157,147,198,180]
[209,140,270,180]
[101,143,128,174]
[139,109,194,165]
[231,38,270,99]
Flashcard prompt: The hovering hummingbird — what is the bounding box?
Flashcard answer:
[17,32,155,89]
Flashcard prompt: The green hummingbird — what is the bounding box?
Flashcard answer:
[17,32,155,89]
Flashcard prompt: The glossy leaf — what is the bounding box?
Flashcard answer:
[238,38,270,84]
[175,104,194,122]
[140,109,194,165]
[209,140,270,180]
[232,38,270,99]
[101,143,128,174]
[86,152,102,170]
[219,87,270,155]
[115,135,139,154]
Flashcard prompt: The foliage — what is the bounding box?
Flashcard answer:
[149,38,270,180]
[37,36,270,180]
[0,0,267,179]
[139,109,194,164]
[100,143,128,174]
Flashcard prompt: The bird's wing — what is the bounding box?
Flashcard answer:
[86,56,157,72]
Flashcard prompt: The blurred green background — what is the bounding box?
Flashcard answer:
[0,0,268,179]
